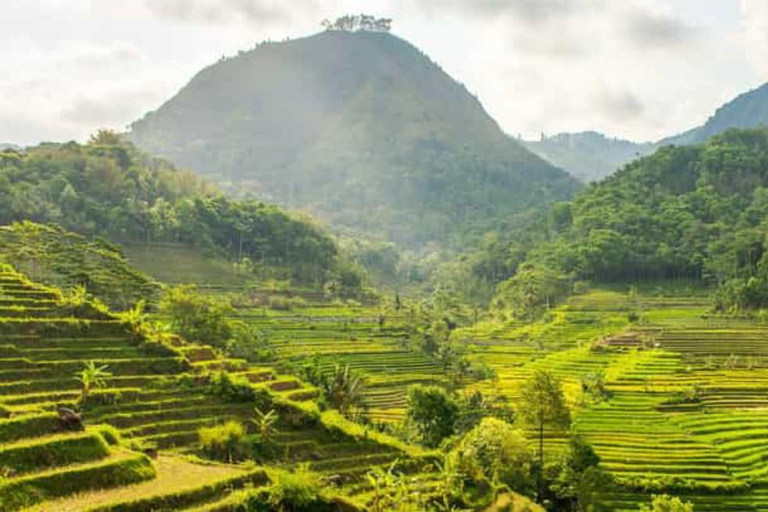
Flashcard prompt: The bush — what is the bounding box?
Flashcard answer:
[206,371,270,405]
[406,385,458,447]
[198,421,247,463]
[449,418,533,494]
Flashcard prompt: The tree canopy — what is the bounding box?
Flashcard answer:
[0,134,341,283]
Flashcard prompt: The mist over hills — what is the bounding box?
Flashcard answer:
[129,30,579,248]
[526,80,768,181]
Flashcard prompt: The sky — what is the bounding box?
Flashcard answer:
[2,0,768,145]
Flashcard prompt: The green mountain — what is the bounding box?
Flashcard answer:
[524,132,654,182]
[527,80,768,181]
[128,30,579,247]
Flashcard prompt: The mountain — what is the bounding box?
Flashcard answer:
[524,132,654,182]
[660,81,768,147]
[0,143,20,151]
[527,80,768,181]
[128,30,580,248]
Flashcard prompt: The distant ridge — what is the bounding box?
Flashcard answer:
[526,80,768,181]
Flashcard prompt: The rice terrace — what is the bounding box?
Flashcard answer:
[5,3,768,511]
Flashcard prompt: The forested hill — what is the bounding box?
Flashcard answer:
[490,128,768,316]
[0,133,344,284]
[128,29,579,247]
[527,80,768,182]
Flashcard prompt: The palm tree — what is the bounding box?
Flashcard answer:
[323,364,366,418]
[252,406,279,442]
[75,361,112,404]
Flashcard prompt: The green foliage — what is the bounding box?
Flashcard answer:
[449,417,533,494]
[366,461,428,512]
[518,370,571,499]
[159,285,235,346]
[252,406,279,443]
[639,494,694,512]
[486,129,768,313]
[406,385,458,447]
[206,371,268,405]
[75,361,112,404]
[198,420,247,463]
[0,137,340,283]
[492,263,570,321]
[0,222,159,309]
[320,364,367,419]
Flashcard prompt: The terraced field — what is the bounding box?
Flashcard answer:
[230,304,447,424]
[0,266,433,510]
[456,288,768,510]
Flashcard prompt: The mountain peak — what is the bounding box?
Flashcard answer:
[129,31,579,247]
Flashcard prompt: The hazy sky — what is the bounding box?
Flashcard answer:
[2,1,767,145]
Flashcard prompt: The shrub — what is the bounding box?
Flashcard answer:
[198,421,247,463]
[207,371,262,404]
[449,418,533,493]
[406,385,458,447]
[267,296,291,311]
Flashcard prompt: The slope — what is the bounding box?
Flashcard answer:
[129,29,580,247]
[527,79,768,181]
[0,136,344,286]
[0,263,433,510]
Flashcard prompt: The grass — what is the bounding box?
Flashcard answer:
[24,455,251,511]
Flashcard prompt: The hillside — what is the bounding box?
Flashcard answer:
[128,30,580,247]
[661,81,768,146]
[0,222,159,309]
[527,80,768,181]
[485,128,768,320]
[0,135,346,286]
[0,264,438,511]
[524,132,654,182]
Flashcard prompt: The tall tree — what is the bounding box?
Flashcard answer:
[519,369,571,500]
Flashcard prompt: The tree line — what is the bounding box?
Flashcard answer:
[321,14,392,33]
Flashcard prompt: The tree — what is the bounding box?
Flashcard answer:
[252,406,279,442]
[322,364,367,419]
[406,384,458,447]
[639,495,694,512]
[75,361,112,403]
[450,417,533,493]
[519,369,571,500]
[159,285,235,347]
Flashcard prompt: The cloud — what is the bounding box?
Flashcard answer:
[739,0,768,74]
[144,0,323,26]
[591,88,645,123]
[622,7,697,48]
[413,0,597,23]
[61,87,166,127]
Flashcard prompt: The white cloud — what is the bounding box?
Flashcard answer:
[144,0,324,26]
[0,1,763,145]
[739,0,768,76]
